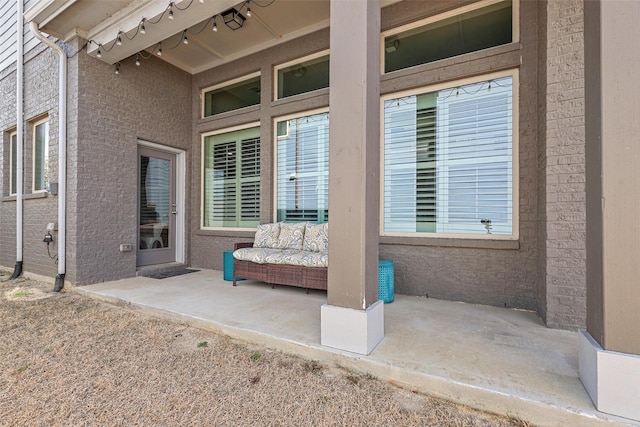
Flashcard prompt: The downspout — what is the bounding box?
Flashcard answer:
[10,0,24,280]
[28,22,66,291]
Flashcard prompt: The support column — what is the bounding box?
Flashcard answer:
[321,0,383,355]
[580,0,640,422]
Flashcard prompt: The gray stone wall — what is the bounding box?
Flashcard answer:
[190,1,545,313]
[65,43,192,285]
[0,44,60,279]
[540,0,586,329]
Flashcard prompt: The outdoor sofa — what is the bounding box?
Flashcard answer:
[232,222,328,291]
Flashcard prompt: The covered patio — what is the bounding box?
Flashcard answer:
[76,269,631,426]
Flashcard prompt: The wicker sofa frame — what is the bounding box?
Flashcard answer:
[232,242,328,291]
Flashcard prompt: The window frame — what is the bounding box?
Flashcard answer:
[272,107,330,223]
[9,131,17,196]
[200,71,261,118]
[379,69,519,240]
[32,117,49,194]
[200,122,261,231]
[273,50,330,101]
[380,0,519,75]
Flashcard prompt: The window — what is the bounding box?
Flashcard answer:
[33,119,49,193]
[202,125,260,228]
[275,110,329,223]
[383,0,514,73]
[202,73,261,117]
[382,71,516,237]
[275,51,330,100]
[9,132,17,195]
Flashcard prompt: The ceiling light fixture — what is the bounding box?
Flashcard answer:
[222,7,246,30]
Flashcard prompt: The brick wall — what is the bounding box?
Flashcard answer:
[541,0,586,328]
[0,44,60,279]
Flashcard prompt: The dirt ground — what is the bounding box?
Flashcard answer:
[0,271,530,427]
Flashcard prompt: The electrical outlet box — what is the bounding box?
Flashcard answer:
[119,244,133,252]
[47,222,57,232]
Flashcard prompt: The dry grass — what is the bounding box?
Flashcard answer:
[0,272,528,427]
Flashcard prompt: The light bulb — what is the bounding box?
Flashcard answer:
[116,33,122,46]
[168,4,174,20]
[212,18,218,32]
[97,47,102,58]
[115,63,120,75]
[135,54,140,66]
[246,7,251,17]
[157,47,163,56]
[183,33,188,45]
[140,21,146,35]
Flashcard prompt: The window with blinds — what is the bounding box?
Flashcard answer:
[383,73,514,236]
[9,132,16,195]
[202,126,260,228]
[33,119,49,193]
[275,111,329,223]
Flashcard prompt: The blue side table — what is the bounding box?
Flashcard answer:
[223,250,235,282]
[378,260,395,303]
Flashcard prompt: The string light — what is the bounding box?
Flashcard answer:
[87,0,277,73]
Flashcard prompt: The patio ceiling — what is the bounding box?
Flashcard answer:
[25,0,399,75]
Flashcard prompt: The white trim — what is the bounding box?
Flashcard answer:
[137,140,186,264]
[31,117,49,194]
[321,300,385,355]
[200,71,261,118]
[200,122,261,231]
[272,108,330,222]
[273,49,330,101]
[379,68,519,240]
[579,329,640,422]
[380,0,518,74]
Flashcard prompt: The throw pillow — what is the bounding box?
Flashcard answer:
[302,223,329,253]
[276,222,306,250]
[253,223,281,248]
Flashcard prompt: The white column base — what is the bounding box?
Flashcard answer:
[579,329,640,422]
[321,300,384,355]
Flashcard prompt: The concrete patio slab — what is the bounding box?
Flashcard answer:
[78,269,638,426]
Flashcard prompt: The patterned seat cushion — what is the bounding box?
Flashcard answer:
[233,248,328,268]
[233,248,283,264]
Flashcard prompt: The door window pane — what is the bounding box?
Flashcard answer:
[139,156,170,250]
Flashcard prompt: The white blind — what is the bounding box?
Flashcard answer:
[276,112,329,223]
[203,127,260,228]
[383,76,513,235]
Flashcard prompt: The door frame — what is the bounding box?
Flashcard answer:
[138,140,186,264]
